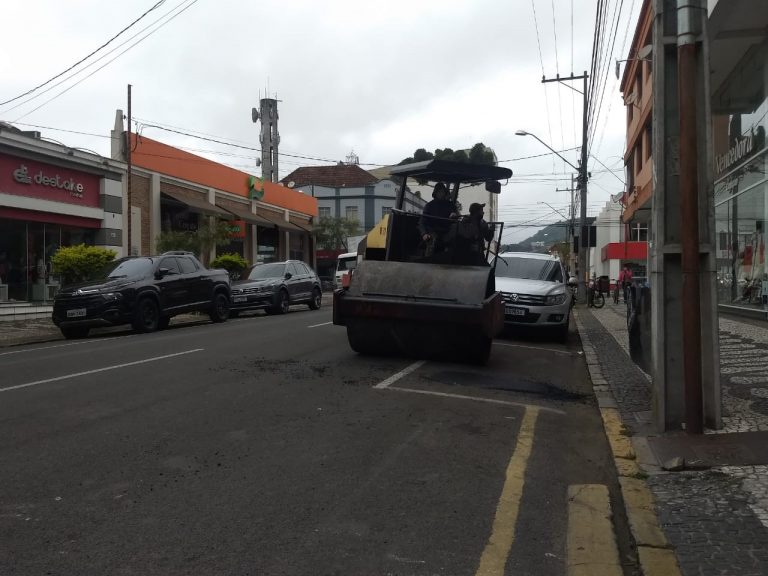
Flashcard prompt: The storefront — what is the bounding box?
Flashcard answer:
[112,115,317,267]
[711,17,768,315]
[0,126,124,303]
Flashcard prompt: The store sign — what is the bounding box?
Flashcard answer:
[13,164,86,197]
[228,220,246,239]
[716,134,754,176]
[0,153,100,207]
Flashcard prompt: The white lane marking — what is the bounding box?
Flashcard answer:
[386,386,565,415]
[0,336,128,357]
[0,349,204,393]
[374,361,426,389]
[307,321,333,328]
[493,342,572,355]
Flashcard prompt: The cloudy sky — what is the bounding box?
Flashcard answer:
[1,0,639,242]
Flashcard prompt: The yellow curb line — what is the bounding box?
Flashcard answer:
[573,310,683,576]
[567,484,623,576]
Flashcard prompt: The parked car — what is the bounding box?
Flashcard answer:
[495,252,572,342]
[52,251,231,339]
[229,260,322,316]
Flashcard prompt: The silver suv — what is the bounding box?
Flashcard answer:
[495,252,572,342]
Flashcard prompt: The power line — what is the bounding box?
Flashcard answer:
[0,0,167,106]
[530,0,557,173]
[10,0,199,121]
[593,0,636,158]
[551,0,566,168]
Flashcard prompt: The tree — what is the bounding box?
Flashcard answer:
[314,216,361,251]
[156,219,234,265]
[469,143,496,165]
[398,143,497,166]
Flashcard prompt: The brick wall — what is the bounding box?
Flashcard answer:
[130,175,150,255]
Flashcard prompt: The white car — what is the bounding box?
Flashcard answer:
[495,252,572,342]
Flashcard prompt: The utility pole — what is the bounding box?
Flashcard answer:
[651,0,719,432]
[126,84,132,257]
[543,72,589,301]
[556,174,578,275]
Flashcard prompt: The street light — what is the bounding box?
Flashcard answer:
[518,129,589,300]
[515,130,580,172]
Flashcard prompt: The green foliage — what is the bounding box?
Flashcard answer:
[155,231,199,254]
[155,220,234,264]
[399,143,496,166]
[51,244,117,285]
[314,216,360,251]
[211,252,249,280]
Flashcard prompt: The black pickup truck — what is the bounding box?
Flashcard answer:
[52,251,231,339]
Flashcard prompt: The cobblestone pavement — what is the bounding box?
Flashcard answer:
[580,304,768,575]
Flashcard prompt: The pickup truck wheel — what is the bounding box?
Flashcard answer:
[209,292,230,323]
[132,297,160,333]
[308,288,322,310]
[61,326,90,339]
[272,290,289,315]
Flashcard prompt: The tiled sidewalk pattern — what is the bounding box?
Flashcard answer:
[583,303,768,575]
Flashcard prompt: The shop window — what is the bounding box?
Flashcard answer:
[645,122,652,161]
[715,177,767,309]
[289,232,305,261]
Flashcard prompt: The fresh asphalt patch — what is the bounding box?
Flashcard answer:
[419,369,590,403]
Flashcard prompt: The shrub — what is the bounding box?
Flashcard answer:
[155,231,199,255]
[51,244,117,285]
[211,253,249,280]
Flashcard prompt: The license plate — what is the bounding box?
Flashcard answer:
[233,296,247,303]
[66,308,87,318]
[505,306,526,317]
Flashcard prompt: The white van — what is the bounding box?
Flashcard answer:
[335,252,358,288]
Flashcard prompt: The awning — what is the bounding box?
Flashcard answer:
[161,190,232,218]
[257,210,306,232]
[289,217,313,232]
[216,200,275,227]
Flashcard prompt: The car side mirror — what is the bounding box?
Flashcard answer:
[284,272,292,280]
[156,267,170,279]
[567,276,578,287]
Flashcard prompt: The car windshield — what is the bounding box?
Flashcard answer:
[247,263,286,280]
[497,256,563,282]
[94,258,154,280]
[337,257,357,272]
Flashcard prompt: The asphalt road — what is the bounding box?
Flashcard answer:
[0,303,634,576]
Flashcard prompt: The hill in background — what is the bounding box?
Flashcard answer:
[501,218,596,253]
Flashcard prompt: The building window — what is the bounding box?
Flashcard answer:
[645,122,652,161]
[628,100,634,122]
[636,70,643,100]
[345,205,359,223]
[631,223,648,242]
[319,206,331,218]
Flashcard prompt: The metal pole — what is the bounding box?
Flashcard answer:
[578,72,589,301]
[126,84,132,257]
[678,0,703,433]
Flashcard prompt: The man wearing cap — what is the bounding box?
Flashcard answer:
[454,202,494,265]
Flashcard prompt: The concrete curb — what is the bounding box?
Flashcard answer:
[0,314,211,349]
[574,309,682,576]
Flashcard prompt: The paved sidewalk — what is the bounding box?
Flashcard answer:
[579,302,768,576]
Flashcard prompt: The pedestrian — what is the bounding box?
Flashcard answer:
[617,265,633,303]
